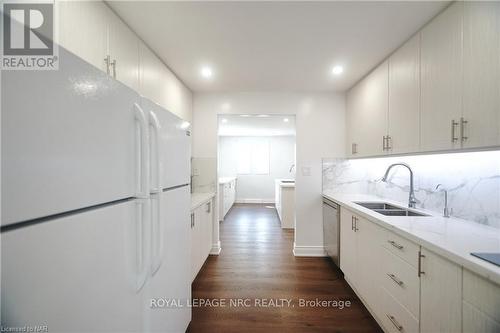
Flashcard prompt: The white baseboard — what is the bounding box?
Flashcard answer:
[293,242,326,257]
[209,241,221,256]
[235,198,275,204]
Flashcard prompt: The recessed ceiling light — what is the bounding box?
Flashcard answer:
[283,118,289,123]
[221,118,228,123]
[201,66,213,78]
[332,65,344,75]
[221,102,231,110]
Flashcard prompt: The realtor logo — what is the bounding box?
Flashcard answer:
[1,1,58,70]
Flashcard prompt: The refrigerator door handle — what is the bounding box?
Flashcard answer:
[134,103,150,199]
[148,110,163,275]
[148,110,162,194]
[151,194,163,276]
[136,199,150,292]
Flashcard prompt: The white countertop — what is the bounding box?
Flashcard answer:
[218,177,236,184]
[323,191,500,286]
[191,192,215,211]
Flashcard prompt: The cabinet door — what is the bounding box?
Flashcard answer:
[57,0,110,72]
[346,83,363,157]
[339,208,357,285]
[420,2,463,151]
[462,1,500,149]
[356,217,384,307]
[190,211,198,281]
[139,41,166,107]
[352,61,389,157]
[206,201,213,255]
[388,34,420,154]
[420,248,462,333]
[108,9,140,91]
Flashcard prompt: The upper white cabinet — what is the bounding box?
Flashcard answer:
[346,61,388,157]
[108,12,140,91]
[346,2,500,157]
[57,0,110,72]
[462,1,500,149]
[420,1,463,152]
[388,33,420,154]
[57,1,192,121]
[139,41,166,107]
[420,248,462,333]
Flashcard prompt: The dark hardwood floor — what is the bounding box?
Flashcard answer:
[188,204,382,332]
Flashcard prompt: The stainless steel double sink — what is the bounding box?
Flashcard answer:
[354,202,430,217]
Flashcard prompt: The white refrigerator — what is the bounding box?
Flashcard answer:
[1,47,191,332]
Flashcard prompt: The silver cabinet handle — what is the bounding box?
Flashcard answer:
[451,119,459,142]
[351,143,357,155]
[386,135,392,151]
[206,202,211,213]
[104,55,111,75]
[111,59,117,79]
[387,240,404,250]
[460,117,468,142]
[354,216,359,232]
[386,314,403,331]
[190,213,195,228]
[387,273,404,286]
[383,136,387,151]
[351,216,354,231]
[418,251,425,277]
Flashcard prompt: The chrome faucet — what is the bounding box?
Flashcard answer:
[381,163,417,208]
[435,184,452,218]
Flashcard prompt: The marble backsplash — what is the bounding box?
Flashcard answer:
[323,150,500,229]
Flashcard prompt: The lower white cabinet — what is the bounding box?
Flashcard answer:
[419,248,462,333]
[462,269,500,333]
[340,208,383,306]
[191,199,213,281]
[338,204,478,333]
[219,178,236,221]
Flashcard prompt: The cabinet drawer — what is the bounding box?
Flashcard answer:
[463,269,500,322]
[382,229,419,268]
[380,288,419,333]
[381,247,419,318]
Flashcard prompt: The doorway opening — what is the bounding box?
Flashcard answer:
[216,114,296,235]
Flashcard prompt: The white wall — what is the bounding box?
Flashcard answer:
[192,92,346,256]
[219,136,296,203]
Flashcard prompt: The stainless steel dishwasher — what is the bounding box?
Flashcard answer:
[323,197,340,266]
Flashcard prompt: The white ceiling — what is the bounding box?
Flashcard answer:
[218,115,296,136]
[108,1,449,93]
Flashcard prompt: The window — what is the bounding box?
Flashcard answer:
[236,138,270,175]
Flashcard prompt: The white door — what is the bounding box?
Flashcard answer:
[356,61,389,157]
[388,33,421,154]
[420,2,463,152]
[108,11,140,91]
[57,0,110,72]
[146,186,191,333]
[420,248,462,333]
[339,208,357,285]
[1,200,145,332]
[143,98,191,190]
[139,42,166,108]
[462,1,500,149]
[1,48,140,226]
